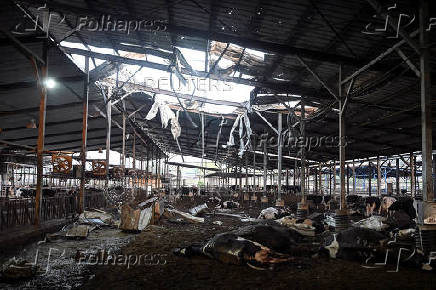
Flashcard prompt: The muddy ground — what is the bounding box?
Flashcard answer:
[2,195,436,289]
[82,196,436,290]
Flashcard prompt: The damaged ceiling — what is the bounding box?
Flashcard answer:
[0,0,435,168]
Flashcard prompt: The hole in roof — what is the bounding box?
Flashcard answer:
[61,41,255,114]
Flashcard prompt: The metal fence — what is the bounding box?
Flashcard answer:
[0,193,107,231]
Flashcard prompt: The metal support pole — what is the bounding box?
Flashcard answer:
[410,152,415,197]
[253,138,256,189]
[377,156,381,196]
[245,154,248,193]
[277,113,282,201]
[146,149,149,194]
[286,169,289,189]
[339,65,346,210]
[79,56,89,213]
[352,159,356,194]
[239,164,242,193]
[396,158,400,195]
[105,90,111,189]
[333,161,336,194]
[368,159,372,196]
[420,0,433,202]
[329,163,332,195]
[294,159,297,187]
[263,140,267,197]
[319,163,322,195]
[122,104,126,188]
[132,129,136,195]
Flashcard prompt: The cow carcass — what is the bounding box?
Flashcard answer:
[321,227,388,261]
[174,224,310,269]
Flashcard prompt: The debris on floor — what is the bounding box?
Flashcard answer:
[189,203,208,216]
[119,197,163,232]
[220,201,240,209]
[165,208,205,223]
[66,225,90,239]
[79,209,114,226]
[0,258,37,282]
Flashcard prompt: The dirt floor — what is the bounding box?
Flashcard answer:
[2,195,436,289]
[82,196,436,290]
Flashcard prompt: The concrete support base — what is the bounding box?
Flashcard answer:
[297,202,308,220]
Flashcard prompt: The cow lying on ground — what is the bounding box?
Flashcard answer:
[174,224,311,269]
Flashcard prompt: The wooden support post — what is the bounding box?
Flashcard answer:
[35,39,49,225]
[79,56,89,213]
[420,0,434,202]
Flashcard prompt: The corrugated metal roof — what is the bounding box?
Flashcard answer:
[0,0,435,166]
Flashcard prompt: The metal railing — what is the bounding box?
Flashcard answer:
[0,193,107,231]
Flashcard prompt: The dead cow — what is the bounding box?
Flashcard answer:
[321,227,388,261]
[174,224,308,269]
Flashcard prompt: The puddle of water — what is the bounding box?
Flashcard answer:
[0,227,136,289]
